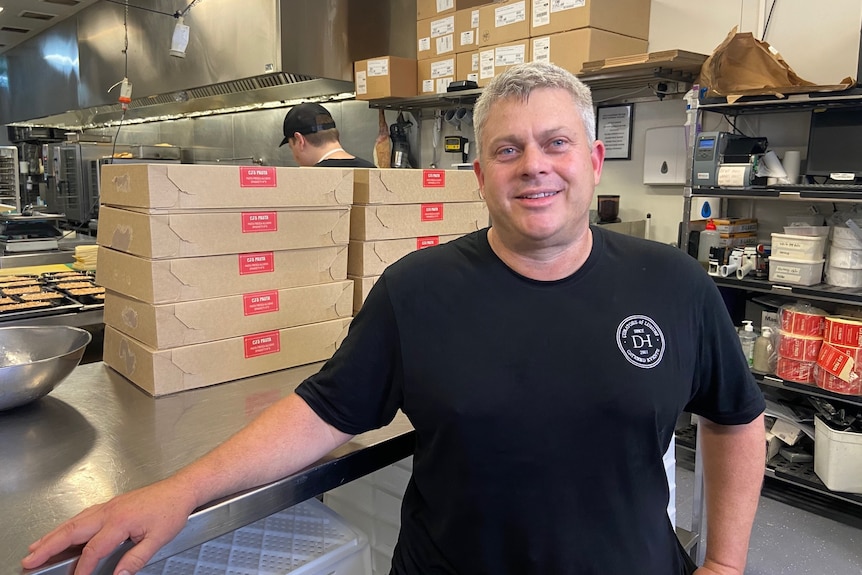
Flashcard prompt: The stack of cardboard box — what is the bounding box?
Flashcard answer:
[448,0,651,92]
[349,168,488,312]
[96,164,355,396]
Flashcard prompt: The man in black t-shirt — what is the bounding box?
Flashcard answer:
[278,102,375,167]
[23,63,765,575]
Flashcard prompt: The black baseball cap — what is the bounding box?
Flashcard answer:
[279,103,337,147]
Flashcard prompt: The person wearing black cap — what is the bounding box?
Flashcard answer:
[278,102,375,167]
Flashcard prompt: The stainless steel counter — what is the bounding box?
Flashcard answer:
[3,362,415,575]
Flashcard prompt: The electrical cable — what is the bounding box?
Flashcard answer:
[593,85,652,103]
[176,0,204,18]
[109,1,130,165]
[762,0,777,41]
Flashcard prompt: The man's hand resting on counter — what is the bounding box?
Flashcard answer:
[21,476,196,575]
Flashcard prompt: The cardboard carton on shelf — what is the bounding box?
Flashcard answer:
[348,235,463,277]
[454,6,480,54]
[353,169,481,205]
[103,318,351,396]
[476,39,530,87]
[350,201,489,241]
[529,0,651,41]
[97,206,349,259]
[531,28,648,76]
[103,280,353,350]
[100,164,353,210]
[456,50,480,83]
[417,0,487,21]
[418,55,457,94]
[477,0,530,47]
[417,14,456,61]
[354,56,418,101]
[96,244,348,305]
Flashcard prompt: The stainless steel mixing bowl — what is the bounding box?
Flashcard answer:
[0,326,92,411]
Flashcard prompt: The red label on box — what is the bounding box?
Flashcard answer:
[421,203,444,222]
[423,169,446,187]
[239,166,277,188]
[238,252,275,275]
[243,290,280,316]
[241,212,278,233]
[817,341,856,382]
[417,236,440,249]
[244,330,281,358]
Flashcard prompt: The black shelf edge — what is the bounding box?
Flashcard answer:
[755,373,862,408]
[692,186,862,201]
[698,91,862,114]
[711,275,862,306]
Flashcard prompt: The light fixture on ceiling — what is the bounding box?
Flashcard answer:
[170,16,189,58]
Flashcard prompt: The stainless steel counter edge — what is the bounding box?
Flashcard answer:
[4,361,414,575]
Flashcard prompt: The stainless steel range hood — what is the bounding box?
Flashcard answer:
[3,0,415,129]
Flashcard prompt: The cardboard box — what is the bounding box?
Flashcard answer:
[96,245,348,304]
[712,217,758,234]
[476,40,530,87]
[457,51,480,83]
[103,318,351,396]
[417,0,488,21]
[531,28,648,75]
[529,0,651,40]
[354,56,418,100]
[351,201,488,241]
[418,55,457,94]
[97,206,350,259]
[103,281,353,349]
[417,15,456,60]
[478,0,530,46]
[100,164,353,210]
[351,275,380,312]
[348,235,463,276]
[353,169,481,204]
[454,7,481,53]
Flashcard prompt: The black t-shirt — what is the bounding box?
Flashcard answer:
[296,226,764,575]
[316,157,375,168]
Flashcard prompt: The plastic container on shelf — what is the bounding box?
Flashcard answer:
[697,219,720,266]
[783,225,830,237]
[814,416,862,494]
[738,321,756,367]
[753,326,775,373]
[770,233,828,261]
[769,257,825,286]
[786,213,826,227]
[138,498,371,575]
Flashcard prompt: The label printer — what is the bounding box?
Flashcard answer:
[692,131,768,188]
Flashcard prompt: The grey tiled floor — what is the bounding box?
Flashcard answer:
[676,464,862,574]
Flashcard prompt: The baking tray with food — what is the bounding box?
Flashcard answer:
[53,283,105,310]
[0,287,83,320]
[41,271,97,284]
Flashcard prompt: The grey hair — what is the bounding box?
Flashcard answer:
[472,62,595,157]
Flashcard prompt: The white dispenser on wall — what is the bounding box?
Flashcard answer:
[643,126,686,185]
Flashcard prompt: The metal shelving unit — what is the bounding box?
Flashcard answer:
[679,92,862,562]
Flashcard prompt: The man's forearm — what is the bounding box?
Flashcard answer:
[171,393,353,510]
[698,413,765,574]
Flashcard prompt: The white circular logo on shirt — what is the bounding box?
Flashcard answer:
[616,315,666,369]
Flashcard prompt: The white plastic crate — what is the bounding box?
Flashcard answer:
[139,498,371,575]
[814,416,862,494]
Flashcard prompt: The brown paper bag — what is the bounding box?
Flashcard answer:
[698,27,828,100]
